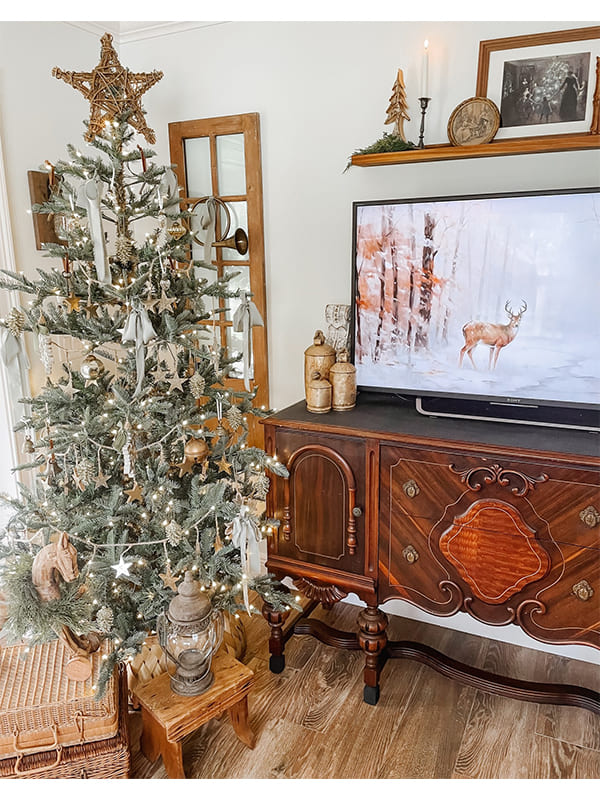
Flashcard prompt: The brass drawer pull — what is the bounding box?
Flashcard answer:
[572,580,594,601]
[403,545,419,564]
[579,506,600,529]
[403,479,420,499]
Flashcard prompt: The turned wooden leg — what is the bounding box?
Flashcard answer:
[357,605,388,706]
[229,695,256,749]
[262,601,290,674]
[140,707,186,779]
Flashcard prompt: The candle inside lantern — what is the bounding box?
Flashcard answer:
[421,39,429,98]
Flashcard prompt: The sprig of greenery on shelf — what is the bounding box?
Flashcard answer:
[345,132,418,171]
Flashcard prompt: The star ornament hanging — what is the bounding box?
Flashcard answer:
[52,33,163,143]
[112,554,133,578]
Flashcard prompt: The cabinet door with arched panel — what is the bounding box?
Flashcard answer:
[265,429,368,590]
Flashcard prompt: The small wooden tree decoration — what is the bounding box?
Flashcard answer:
[385,69,410,140]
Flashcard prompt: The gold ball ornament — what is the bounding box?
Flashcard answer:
[80,353,104,381]
[166,219,187,240]
[183,437,209,463]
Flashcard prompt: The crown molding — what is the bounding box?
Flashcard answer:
[66,21,121,40]
[66,21,228,46]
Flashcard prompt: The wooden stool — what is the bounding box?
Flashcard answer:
[132,651,256,778]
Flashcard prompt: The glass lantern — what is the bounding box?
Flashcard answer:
[157,571,223,696]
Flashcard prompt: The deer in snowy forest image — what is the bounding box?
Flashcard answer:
[459,300,527,369]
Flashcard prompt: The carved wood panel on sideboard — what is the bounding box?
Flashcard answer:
[261,393,600,713]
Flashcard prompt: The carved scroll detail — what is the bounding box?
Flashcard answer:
[293,577,348,606]
[437,580,465,616]
[449,462,549,497]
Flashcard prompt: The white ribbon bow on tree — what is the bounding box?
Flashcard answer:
[232,290,264,391]
[199,197,218,266]
[77,179,110,284]
[227,506,262,614]
[120,301,156,398]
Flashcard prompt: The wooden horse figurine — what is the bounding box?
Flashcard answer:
[32,531,79,602]
[31,533,101,678]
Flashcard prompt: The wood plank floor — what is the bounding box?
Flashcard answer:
[128,602,600,779]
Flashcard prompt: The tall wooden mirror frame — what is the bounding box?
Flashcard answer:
[168,113,269,447]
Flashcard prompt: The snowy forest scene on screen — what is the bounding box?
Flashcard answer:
[354,191,600,407]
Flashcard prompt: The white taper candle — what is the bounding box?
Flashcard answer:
[421,39,429,98]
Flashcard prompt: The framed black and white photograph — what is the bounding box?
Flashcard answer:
[476,27,600,140]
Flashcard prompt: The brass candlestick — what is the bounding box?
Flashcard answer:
[417,97,431,149]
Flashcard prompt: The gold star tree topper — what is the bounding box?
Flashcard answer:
[52,33,163,143]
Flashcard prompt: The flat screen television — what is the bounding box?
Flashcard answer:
[351,187,600,431]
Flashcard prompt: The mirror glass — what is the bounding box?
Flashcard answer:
[216,134,246,196]
[184,137,211,197]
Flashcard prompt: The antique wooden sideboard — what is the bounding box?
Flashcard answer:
[261,393,600,713]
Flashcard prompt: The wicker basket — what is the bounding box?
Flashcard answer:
[0,637,119,759]
[0,668,129,779]
[127,611,247,701]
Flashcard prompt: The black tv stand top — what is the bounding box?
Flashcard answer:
[267,392,600,461]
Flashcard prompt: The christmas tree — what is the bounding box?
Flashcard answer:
[0,33,293,693]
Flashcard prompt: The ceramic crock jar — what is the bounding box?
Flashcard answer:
[306,371,332,413]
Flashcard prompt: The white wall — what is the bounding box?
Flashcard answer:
[0,20,597,664]
[0,22,101,404]
[122,20,600,411]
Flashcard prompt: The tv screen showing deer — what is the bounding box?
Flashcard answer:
[351,188,600,425]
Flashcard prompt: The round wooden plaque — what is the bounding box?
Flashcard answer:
[65,655,92,682]
[447,97,500,147]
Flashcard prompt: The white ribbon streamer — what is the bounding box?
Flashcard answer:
[0,328,30,372]
[159,168,178,212]
[227,506,262,614]
[77,179,110,284]
[120,301,156,398]
[232,291,264,391]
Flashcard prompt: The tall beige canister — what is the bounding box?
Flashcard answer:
[304,330,335,400]
[330,350,357,411]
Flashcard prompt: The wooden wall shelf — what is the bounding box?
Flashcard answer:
[350,133,600,167]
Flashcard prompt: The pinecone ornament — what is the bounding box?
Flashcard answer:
[189,372,206,399]
[165,520,185,546]
[226,405,243,431]
[78,458,96,485]
[7,308,26,338]
[115,233,137,267]
[95,605,114,633]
